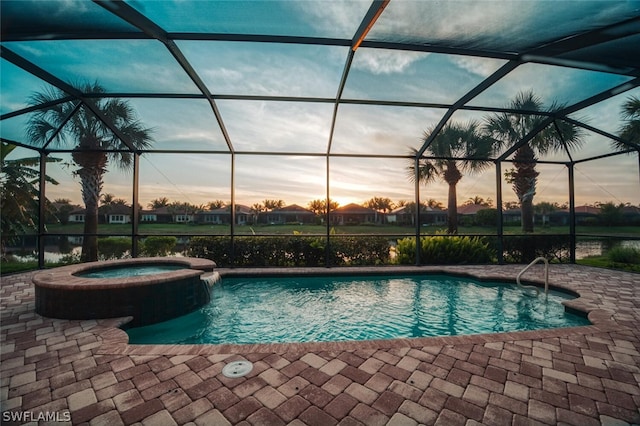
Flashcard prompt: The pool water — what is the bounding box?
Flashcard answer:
[78,264,184,278]
[125,274,590,345]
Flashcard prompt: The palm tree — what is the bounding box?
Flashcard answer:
[263,199,285,211]
[250,203,265,224]
[425,198,444,209]
[465,196,493,207]
[408,121,495,234]
[614,95,640,150]
[206,200,226,210]
[148,197,170,209]
[1,143,61,254]
[364,197,395,224]
[26,82,153,261]
[484,91,584,232]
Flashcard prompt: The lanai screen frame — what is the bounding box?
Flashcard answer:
[1,0,639,268]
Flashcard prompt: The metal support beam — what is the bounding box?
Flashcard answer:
[414,157,422,265]
[497,78,640,162]
[1,96,75,121]
[325,155,332,267]
[327,49,355,155]
[553,120,574,163]
[495,161,504,264]
[42,102,83,151]
[38,152,47,269]
[230,153,236,266]
[132,153,140,257]
[568,163,576,264]
[0,46,138,152]
[521,16,640,77]
[417,61,520,157]
[94,0,235,154]
[351,0,390,51]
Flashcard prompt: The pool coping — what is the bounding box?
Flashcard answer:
[95,265,621,356]
[32,257,215,290]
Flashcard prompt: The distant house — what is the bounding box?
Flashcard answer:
[103,204,132,224]
[50,202,82,224]
[574,205,601,216]
[503,209,522,223]
[196,204,252,225]
[330,203,377,225]
[550,205,600,225]
[140,206,174,224]
[68,204,132,224]
[260,204,316,225]
[68,209,86,223]
[457,204,488,216]
[388,205,446,226]
[173,212,195,223]
[621,205,640,224]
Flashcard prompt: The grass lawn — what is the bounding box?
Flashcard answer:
[577,256,640,273]
[43,223,640,237]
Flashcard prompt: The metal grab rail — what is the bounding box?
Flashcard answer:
[516,257,549,296]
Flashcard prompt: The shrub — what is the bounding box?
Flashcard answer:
[141,236,177,257]
[608,246,640,264]
[395,235,494,265]
[395,237,417,264]
[330,236,391,266]
[98,237,131,260]
[188,235,390,267]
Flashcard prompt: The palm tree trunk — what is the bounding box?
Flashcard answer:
[512,145,538,233]
[521,197,534,233]
[74,151,106,262]
[447,182,458,234]
[82,203,99,262]
[444,162,462,234]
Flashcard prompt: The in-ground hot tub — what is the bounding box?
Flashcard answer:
[33,257,217,326]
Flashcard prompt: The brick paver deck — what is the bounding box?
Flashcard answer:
[1,265,639,425]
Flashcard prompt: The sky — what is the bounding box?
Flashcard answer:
[1,0,639,210]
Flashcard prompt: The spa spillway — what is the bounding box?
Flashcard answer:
[33,257,217,326]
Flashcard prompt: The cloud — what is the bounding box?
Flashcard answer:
[292,0,372,38]
[353,49,429,75]
[332,104,442,154]
[451,56,505,78]
[7,39,199,94]
[182,41,346,98]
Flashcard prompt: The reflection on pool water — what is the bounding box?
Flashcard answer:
[125,274,589,345]
[77,264,184,278]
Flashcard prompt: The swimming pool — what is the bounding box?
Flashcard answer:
[125,274,589,345]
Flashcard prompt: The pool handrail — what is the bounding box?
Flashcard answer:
[516,256,549,296]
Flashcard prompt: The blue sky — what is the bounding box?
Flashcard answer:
[1,0,639,209]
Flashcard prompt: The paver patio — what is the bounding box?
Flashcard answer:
[1,264,639,425]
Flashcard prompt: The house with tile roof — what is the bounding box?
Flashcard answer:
[260,204,316,225]
[329,203,377,225]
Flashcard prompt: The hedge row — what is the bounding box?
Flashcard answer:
[95,234,573,266]
[188,235,391,267]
